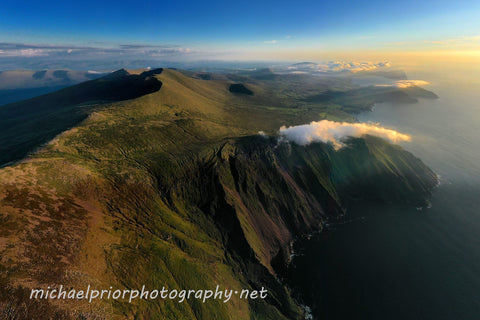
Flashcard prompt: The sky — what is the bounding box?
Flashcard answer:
[1,0,480,68]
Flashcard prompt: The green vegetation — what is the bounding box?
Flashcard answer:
[0,68,437,319]
[0,68,163,165]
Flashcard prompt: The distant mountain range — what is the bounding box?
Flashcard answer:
[0,69,107,105]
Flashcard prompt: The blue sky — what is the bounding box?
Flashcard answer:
[1,0,480,64]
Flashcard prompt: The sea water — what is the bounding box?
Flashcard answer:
[286,66,480,319]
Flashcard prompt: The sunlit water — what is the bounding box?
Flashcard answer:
[286,69,480,319]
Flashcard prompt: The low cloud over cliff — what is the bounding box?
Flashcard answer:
[279,120,411,148]
[375,80,430,88]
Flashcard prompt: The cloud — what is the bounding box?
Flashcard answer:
[279,120,411,149]
[322,61,391,73]
[395,80,430,88]
[285,60,391,74]
[0,42,78,50]
[147,47,192,56]
[0,42,200,70]
[263,40,278,44]
[425,35,480,45]
[0,47,49,57]
[119,44,162,49]
[375,80,430,88]
[20,49,47,56]
[118,44,185,49]
[0,42,194,59]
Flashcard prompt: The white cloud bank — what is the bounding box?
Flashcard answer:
[375,80,430,88]
[395,80,430,88]
[0,42,194,59]
[287,61,391,73]
[279,120,411,148]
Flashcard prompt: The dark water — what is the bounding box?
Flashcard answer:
[287,71,480,319]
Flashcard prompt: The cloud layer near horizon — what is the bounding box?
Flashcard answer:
[286,61,391,73]
[0,42,199,70]
[279,120,411,148]
[375,79,430,88]
[0,42,193,58]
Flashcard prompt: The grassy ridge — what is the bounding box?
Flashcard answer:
[0,68,163,166]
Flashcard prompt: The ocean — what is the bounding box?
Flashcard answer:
[286,66,480,319]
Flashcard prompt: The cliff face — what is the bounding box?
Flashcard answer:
[0,69,438,319]
[189,135,437,275]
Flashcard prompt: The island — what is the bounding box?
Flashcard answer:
[0,67,438,319]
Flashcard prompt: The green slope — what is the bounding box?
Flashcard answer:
[0,68,163,166]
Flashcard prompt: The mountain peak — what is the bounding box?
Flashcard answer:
[102,68,131,79]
